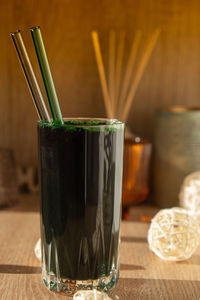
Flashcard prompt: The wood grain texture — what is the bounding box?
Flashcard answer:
[1,195,200,299]
[1,0,200,166]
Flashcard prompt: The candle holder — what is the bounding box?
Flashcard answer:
[153,106,200,207]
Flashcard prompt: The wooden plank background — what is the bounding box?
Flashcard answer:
[1,0,200,167]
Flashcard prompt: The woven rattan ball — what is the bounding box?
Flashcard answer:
[73,290,112,300]
[179,171,200,217]
[34,239,41,261]
[148,207,200,261]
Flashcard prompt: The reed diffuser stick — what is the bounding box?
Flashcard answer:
[10,30,51,122]
[30,26,63,124]
[121,29,160,122]
[115,31,126,112]
[91,31,113,119]
[108,30,116,115]
[117,30,141,116]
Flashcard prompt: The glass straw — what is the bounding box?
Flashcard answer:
[30,26,63,124]
[10,30,51,122]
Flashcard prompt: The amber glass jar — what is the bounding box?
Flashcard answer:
[122,137,152,219]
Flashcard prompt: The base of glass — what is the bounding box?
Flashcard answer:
[42,268,119,296]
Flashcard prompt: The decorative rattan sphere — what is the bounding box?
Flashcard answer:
[73,290,112,300]
[34,238,41,261]
[179,171,200,217]
[148,207,200,261]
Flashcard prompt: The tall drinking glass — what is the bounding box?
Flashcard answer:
[38,118,124,295]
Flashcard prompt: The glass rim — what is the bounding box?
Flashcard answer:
[38,117,124,128]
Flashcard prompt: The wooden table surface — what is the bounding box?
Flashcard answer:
[1,195,200,300]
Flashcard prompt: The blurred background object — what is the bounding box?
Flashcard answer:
[0,149,18,207]
[91,28,158,218]
[17,166,38,193]
[91,28,160,121]
[122,136,152,219]
[153,107,200,207]
[179,171,200,220]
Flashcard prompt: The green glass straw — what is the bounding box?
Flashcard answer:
[30,26,63,124]
[10,30,51,122]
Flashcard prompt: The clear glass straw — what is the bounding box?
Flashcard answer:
[10,30,51,122]
[30,26,63,124]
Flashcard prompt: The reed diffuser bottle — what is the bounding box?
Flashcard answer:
[92,29,160,219]
[122,129,152,219]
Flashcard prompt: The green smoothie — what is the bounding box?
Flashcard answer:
[38,119,124,293]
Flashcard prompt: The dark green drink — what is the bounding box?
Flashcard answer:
[38,118,124,295]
